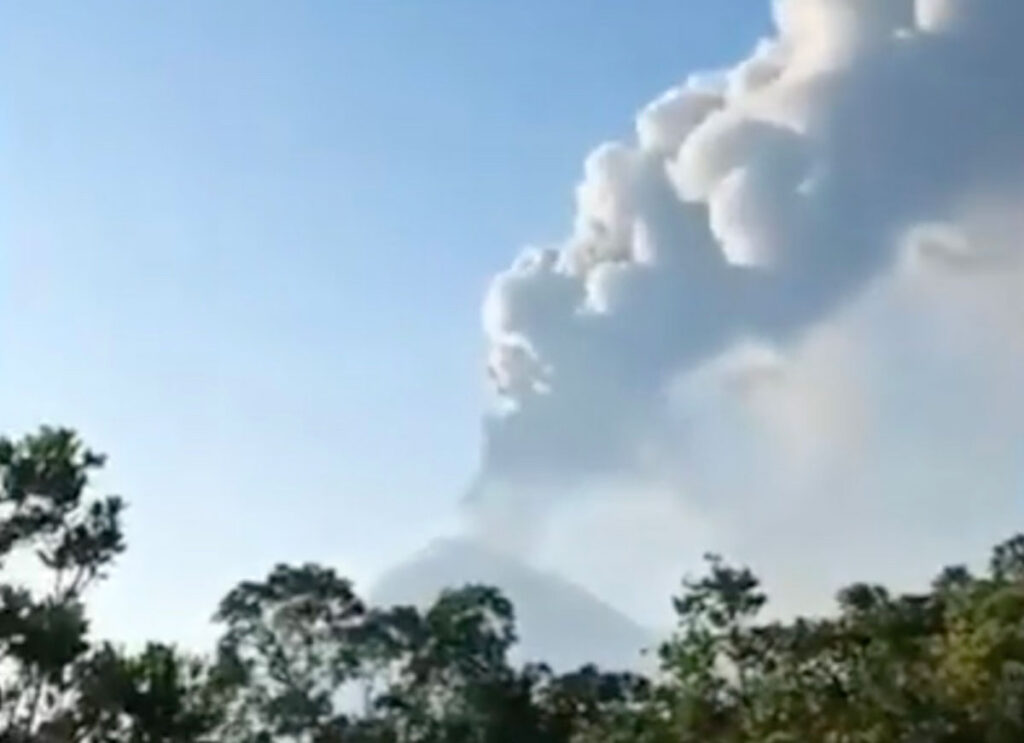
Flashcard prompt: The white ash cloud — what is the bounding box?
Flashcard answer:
[471,0,1024,548]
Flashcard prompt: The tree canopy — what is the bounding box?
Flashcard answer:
[1,425,1023,742]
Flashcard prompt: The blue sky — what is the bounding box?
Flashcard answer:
[0,1,771,644]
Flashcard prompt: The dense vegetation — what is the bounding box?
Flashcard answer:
[3,426,1024,742]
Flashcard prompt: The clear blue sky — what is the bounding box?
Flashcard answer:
[0,1,771,645]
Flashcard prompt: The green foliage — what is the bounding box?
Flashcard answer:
[211,566,639,743]
[0,427,124,740]
[213,563,368,742]
[628,537,1024,743]
[63,642,229,741]
[2,424,1024,742]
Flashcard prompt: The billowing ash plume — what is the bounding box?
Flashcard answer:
[375,0,1024,658]
[471,0,1024,542]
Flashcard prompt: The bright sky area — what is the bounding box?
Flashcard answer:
[0,1,772,646]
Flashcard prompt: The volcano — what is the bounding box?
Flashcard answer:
[372,537,655,672]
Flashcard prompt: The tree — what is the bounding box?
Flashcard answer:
[54,642,229,742]
[213,563,368,742]
[0,427,124,740]
[6,424,1024,743]
[209,560,647,743]
[584,537,1024,743]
